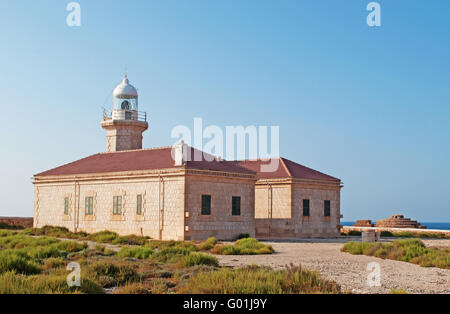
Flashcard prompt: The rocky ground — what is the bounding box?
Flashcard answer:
[215,238,450,294]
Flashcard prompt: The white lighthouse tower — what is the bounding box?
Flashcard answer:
[101,74,149,152]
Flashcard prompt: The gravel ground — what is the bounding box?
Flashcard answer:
[215,238,450,294]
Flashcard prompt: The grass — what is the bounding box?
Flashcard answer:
[197,237,217,251]
[23,226,149,246]
[181,252,219,268]
[0,230,342,294]
[342,239,450,269]
[85,260,140,288]
[212,238,274,255]
[341,229,449,239]
[0,222,23,230]
[178,264,341,294]
[390,289,409,294]
[0,271,103,294]
[117,246,154,259]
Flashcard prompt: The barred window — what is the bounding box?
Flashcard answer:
[136,194,143,215]
[201,195,211,215]
[232,196,241,216]
[64,197,69,215]
[303,199,310,217]
[113,196,122,215]
[85,197,94,215]
[324,200,331,217]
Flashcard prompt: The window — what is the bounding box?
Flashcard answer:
[201,195,211,215]
[64,197,69,215]
[113,196,122,215]
[303,199,310,217]
[85,197,94,215]
[136,194,143,215]
[232,196,241,216]
[324,200,331,217]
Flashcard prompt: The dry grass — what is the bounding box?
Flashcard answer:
[342,239,450,269]
[178,264,341,294]
[212,238,274,255]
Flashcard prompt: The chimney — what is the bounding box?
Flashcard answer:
[173,141,188,166]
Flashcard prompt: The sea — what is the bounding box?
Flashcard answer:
[341,222,450,231]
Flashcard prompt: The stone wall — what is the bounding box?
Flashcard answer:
[184,173,256,241]
[255,179,341,238]
[0,217,33,229]
[34,172,185,240]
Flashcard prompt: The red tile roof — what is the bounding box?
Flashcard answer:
[35,147,255,177]
[236,158,340,182]
[35,147,338,182]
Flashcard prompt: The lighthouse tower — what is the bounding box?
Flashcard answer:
[101,74,149,152]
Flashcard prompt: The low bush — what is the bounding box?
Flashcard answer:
[182,252,219,268]
[117,246,154,259]
[212,238,274,255]
[86,261,140,288]
[43,257,66,270]
[0,222,22,230]
[112,234,149,246]
[197,237,217,251]
[342,239,449,269]
[0,251,41,275]
[0,271,104,294]
[179,265,340,294]
[113,282,149,294]
[152,246,193,264]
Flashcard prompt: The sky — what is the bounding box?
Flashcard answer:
[0,0,449,222]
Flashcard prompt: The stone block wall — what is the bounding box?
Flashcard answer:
[255,180,341,238]
[184,173,256,241]
[34,174,185,240]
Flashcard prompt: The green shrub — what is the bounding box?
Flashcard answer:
[152,246,193,263]
[182,253,219,268]
[117,246,154,259]
[86,231,119,243]
[212,238,274,255]
[43,257,66,270]
[86,261,140,287]
[56,241,88,253]
[0,222,22,230]
[179,265,340,294]
[112,235,149,246]
[342,239,449,269]
[0,271,104,294]
[197,237,217,251]
[113,282,149,294]
[0,251,41,275]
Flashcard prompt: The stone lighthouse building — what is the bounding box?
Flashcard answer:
[33,75,343,241]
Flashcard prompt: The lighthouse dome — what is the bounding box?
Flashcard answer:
[113,74,138,99]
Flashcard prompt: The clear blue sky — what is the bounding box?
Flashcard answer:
[0,1,449,221]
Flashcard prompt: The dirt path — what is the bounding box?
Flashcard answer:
[215,238,450,294]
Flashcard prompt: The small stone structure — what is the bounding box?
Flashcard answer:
[376,215,426,229]
[354,220,374,227]
[362,230,380,243]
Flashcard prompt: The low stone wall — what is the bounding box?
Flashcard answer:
[341,226,450,237]
[0,217,34,229]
